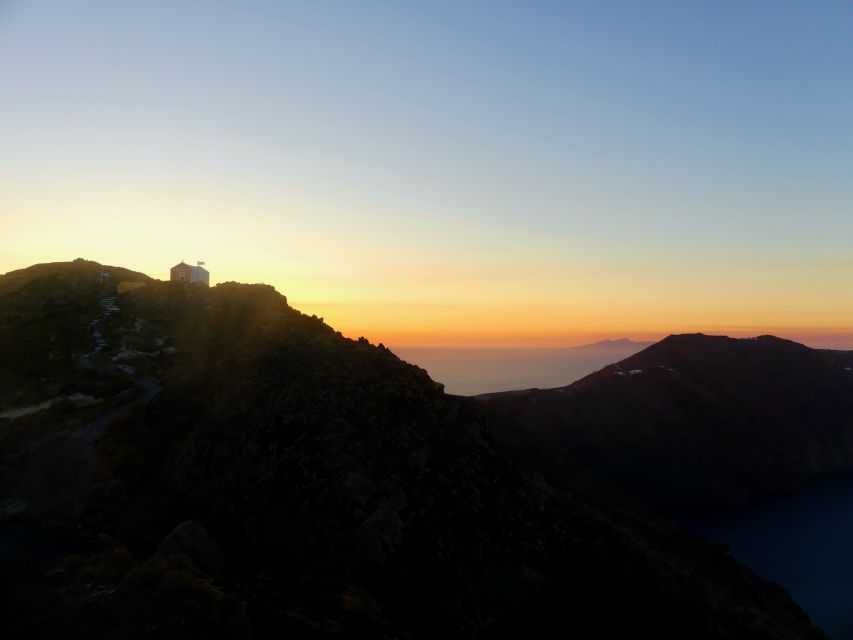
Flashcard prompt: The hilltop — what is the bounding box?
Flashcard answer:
[481,333,853,509]
[0,262,826,639]
[0,259,152,405]
[0,258,151,295]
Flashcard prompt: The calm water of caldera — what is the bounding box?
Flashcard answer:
[680,473,853,639]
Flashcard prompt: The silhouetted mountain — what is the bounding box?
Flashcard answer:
[0,265,826,639]
[481,333,853,509]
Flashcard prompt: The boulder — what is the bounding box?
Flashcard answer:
[0,498,29,522]
[98,533,126,549]
[155,520,226,574]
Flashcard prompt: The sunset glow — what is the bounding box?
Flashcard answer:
[2,1,852,349]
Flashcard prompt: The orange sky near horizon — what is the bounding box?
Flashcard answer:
[2,184,852,349]
[2,241,852,350]
[2,182,853,349]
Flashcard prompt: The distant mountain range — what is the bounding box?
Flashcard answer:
[481,333,853,509]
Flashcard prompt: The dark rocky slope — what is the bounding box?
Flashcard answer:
[480,334,853,509]
[0,263,827,638]
[0,258,151,406]
[98,282,823,638]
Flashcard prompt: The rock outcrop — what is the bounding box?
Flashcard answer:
[155,520,226,574]
[481,334,853,508]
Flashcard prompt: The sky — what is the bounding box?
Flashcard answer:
[2,1,852,348]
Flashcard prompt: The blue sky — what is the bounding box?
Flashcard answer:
[2,1,852,346]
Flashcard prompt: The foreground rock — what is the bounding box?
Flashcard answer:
[0,498,29,522]
[155,520,226,574]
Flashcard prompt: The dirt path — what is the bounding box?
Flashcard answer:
[1,377,161,514]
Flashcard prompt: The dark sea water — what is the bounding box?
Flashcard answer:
[679,474,853,639]
[394,346,645,395]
